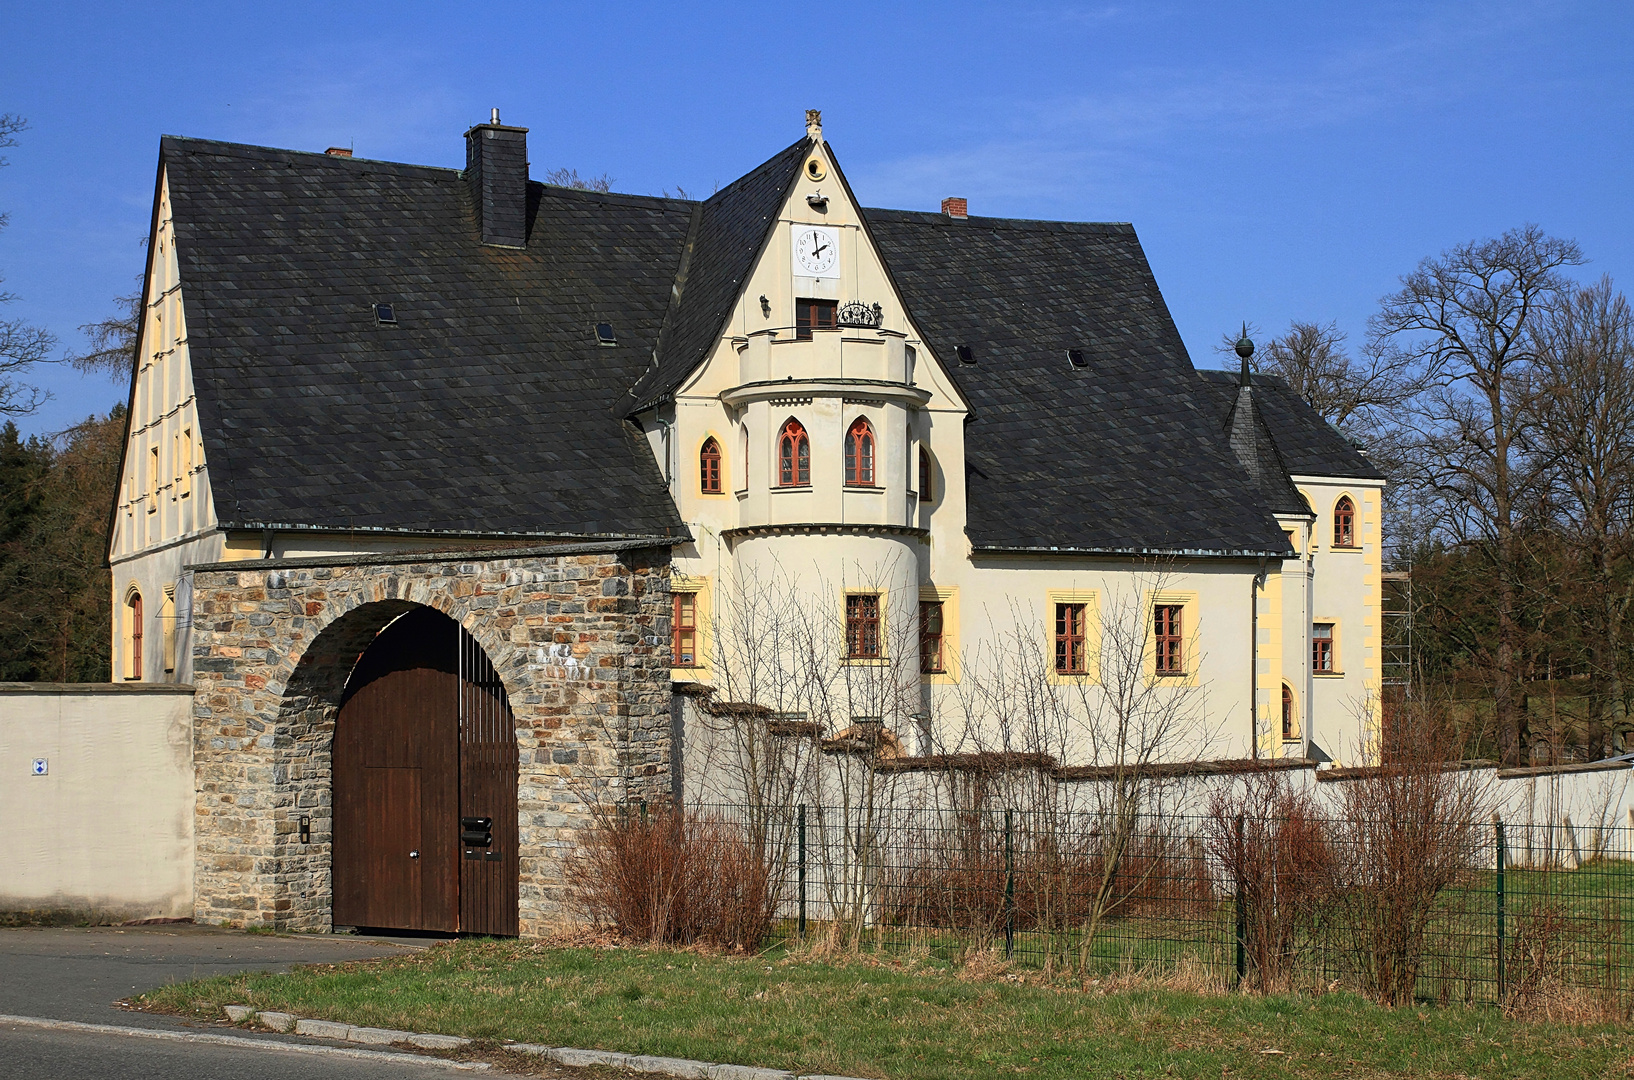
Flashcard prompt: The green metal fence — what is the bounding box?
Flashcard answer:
[695,802,1634,1013]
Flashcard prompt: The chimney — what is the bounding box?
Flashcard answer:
[324,147,353,157]
[941,196,968,219]
[463,110,530,248]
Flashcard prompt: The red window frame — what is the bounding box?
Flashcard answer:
[1334,496,1355,547]
[1154,604,1184,674]
[919,446,932,501]
[1282,684,1297,741]
[795,298,837,340]
[845,417,876,486]
[778,420,810,486]
[846,593,881,659]
[1313,623,1334,672]
[699,436,722,494]
[129,592,144,678]
[1054,602,1088,674]
[920,600,945,674]
[673,592,698,667]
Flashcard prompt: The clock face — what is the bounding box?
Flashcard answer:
[792,226,840,278]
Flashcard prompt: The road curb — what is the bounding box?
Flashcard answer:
[229,1004,874,1080]
[0,1012,489,1069]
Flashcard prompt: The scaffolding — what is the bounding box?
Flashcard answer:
[1382,570,1413,695]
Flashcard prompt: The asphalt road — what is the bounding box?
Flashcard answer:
[0,926,557,1080]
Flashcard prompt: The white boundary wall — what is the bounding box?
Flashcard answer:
[0,684,196,920]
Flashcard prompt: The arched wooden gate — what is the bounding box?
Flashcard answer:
[332,607,519,935]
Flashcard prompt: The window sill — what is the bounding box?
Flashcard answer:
[1154,670,1188,678]
[772,484,813,493]
[1314,670,1346,678]
[844,484,883,492]
[1328,545,1362,552]
[842,656,890,667]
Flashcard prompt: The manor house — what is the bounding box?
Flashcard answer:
[106,110,1383,934]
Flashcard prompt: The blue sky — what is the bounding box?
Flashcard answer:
[0,1,1629,436]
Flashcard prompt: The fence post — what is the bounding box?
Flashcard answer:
[1234,813,1246,990]
[1495,817,1506,1002]
[797,800,810,941]
[1004,808,1016,960]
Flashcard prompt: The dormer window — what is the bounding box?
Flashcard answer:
[845,417,876,487]
[699,436,722,494]
[778,419,810,486]
[796,299,836,341]
[1334,496,1356,547]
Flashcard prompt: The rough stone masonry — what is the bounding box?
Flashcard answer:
[186,540,672,937]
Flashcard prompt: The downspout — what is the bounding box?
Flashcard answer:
[1306,530,1316,762]
[1252,557,1268,759]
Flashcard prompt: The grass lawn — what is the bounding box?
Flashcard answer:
[137,938,1634,1079]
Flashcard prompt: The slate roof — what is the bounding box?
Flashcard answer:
[155,132,1354,557]
[627,138,809,413]
[160,136,691,539]
[1194,369,1386,481]
[864,210,1292,556]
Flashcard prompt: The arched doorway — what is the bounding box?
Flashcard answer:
[332,607,518,935]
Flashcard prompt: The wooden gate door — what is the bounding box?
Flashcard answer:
[332,607,518,935]
[458,630,519,936]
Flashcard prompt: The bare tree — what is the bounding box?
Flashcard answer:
[0,115,55,415]
[1221,320,1420,431]
[66,278,141,379]
[1525,277,1634,754]
[542,167,613,193]
[1372,225,1585,766]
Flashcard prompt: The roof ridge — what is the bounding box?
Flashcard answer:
[863,206,1135,231]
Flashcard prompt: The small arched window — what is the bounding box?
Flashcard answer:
[845,417,876,486]
[1281,683,1297,742]
[778,420,810,486]
[919,446,933,503]
[1334,496,1355,548]
[126,589,144,681]
[699,436,722,494]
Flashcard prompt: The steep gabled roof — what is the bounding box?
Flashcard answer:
[626,138,810,412]
[161,136,691,539]
[1194,369,1387,481]
[864,210,1291,557]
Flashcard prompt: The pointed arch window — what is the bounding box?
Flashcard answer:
[845,417,876,487]
[919,446,933,503]
[778,419,810,486]
[1334,496,1356,547]
[1281,683,1298,741]
[125,589,144,680]
[699,436,722,494]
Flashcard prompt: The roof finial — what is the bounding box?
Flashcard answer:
[805,109,823,140]
[490,108,500,125]
[1234,323,1254,386]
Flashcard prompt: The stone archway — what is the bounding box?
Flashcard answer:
[186,542,672,935]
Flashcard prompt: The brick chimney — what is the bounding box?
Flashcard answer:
[324,147,353,157]
[941,196,968,219]
[464,109,530,248]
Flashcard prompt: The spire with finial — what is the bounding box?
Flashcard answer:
[1234,323,1255,386]
[805,109,823,141]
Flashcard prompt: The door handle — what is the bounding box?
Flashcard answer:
[409,850,420,859]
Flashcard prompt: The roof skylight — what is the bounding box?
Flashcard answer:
[955,343,975,365]
[1067,348,1088,368]
[595,323,617,347]
[373,303,397,325]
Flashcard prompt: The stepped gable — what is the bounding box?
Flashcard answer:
[864,208,1291,556]
[161,136,690,539]
[1194,369,1386,481]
